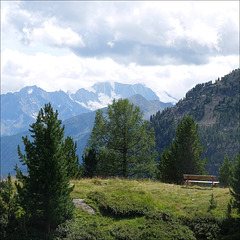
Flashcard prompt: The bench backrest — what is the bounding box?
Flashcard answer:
[183,174,217,181]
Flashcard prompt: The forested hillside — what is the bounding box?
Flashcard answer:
[150,69,240,175]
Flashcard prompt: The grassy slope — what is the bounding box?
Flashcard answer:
[56,178,240,240]
[71,178,234,218]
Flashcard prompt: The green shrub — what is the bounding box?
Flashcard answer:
[87,190,154,217]
[110,212,196,240]
[208,193,218,211]
[182,216,223,240]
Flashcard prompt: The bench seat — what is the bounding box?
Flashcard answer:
[187,180,219,185]
[183,174,219,186]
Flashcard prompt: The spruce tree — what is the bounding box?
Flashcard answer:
[15,103,75,234]
[82,147,99,178]
[218,154,233,188]
[63,136,81,179]
[158,116,207,184]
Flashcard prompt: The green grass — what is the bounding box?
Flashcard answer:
[4,178,239,239]
[71,178,236,218]
[54,178,240,240]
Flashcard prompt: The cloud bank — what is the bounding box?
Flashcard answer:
[1,1,239,100]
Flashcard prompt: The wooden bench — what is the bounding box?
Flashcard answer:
[183,174,219,187]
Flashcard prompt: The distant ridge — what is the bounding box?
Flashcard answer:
[1,82,174,136]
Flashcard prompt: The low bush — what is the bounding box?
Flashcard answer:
[56,209,196,240]
[180,216,240,240]
[87,190,154,217]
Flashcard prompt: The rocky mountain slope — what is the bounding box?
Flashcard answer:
[1,82,174,136]
[150,68,240,175]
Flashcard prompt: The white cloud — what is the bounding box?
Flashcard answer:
[3,1,238,58]
[22,19,85,48]
[1,49,238,101]
[1,1,239,101]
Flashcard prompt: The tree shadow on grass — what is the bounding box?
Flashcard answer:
[181,186,214,191]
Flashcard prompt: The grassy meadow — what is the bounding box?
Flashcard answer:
[71,178,233,218]
[54,178,240,240]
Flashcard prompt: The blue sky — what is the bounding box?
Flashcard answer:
[1,1,239,100]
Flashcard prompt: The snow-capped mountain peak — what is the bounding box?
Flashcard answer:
[1,82,175,136]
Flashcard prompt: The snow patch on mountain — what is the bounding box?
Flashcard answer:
[28,88,33,94]
[156,90,178,103]
[1,81,176,136]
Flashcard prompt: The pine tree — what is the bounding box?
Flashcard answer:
[82,147,99,178]
[158,116,207,184]
[63,136,81,179]
[230,153,240,213]
[15,103,75,234]
[218,154,233,188]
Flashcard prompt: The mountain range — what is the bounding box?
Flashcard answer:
[1,82,175,136]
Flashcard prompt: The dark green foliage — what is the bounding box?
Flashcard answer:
[200,122,239,175]
[82,147,99,178]
[15,103,75,234]
[227,199,233,218]
[230,153,240,214]
[182,216,240,240]
[158,116,206,184]
[88,98,157,178]
[63,136,81,179]
[150,114,176,155]
[110,215,196,240]
[182,216,222,240]
[218,155,233,188]
[0,174,20,239]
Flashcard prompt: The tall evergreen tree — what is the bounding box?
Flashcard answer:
[218,154,233,188]
[63,136,81,179]
[88,98,157,178]
[82,147,99,178]
[15,103,75,234]
[230,153,240,213]
[158,116,207,184]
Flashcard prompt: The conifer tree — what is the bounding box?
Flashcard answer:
[15,103,75,234]
[88,99,157,178]
[82,147,99,178]
[218,154,233,188]
[63,136,81,179]
[158,116,206,184]
[230,153,240,213]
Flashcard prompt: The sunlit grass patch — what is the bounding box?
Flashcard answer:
[71,178,235,218]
